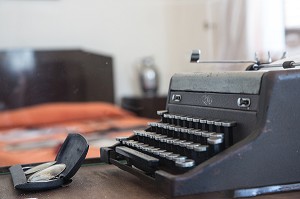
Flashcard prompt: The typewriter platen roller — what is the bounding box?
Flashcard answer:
[101,68,300,197]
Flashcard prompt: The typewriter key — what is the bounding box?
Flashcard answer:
[159,152,173,158]
[187,129,196,141]
[192,118,200,129]
[163,124,169,136]
[158,136,168,149]
[173,140,185,154]
[174,115,181,126]
[165,138,175,151]
[200,118,208,130]
[156,110,168,122]
[193,145,209,163]
[153,149,166,156]
[166,153,180,161]
[168,114,176,125]
[175,159,195,168]
[207,119,220,132]
[163,114,171,124]
[157,123,165,134]
[210,133,224,139]
[214,120,223,133]
[186,117,193,128]
[208,137,224,156]
[222,121,237,148]
[180,116,187,127]
[174,126,181,138]
[193,130,203,143]
[202,131,214,145]
[180,127,188,140]
[168,125,175,137]
[173,156,187,163]
[148,122,158,132]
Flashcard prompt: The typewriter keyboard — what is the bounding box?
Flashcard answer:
[115,110,237,174]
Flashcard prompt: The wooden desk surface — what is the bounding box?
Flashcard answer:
[1,163,300,199]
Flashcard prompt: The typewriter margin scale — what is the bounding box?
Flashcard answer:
[101,59,300,197]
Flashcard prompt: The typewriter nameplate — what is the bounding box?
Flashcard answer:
[169,91,258,111]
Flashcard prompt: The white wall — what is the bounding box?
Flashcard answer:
[0,0,212,103]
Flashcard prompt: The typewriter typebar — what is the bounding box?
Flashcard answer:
[101,69,300,196]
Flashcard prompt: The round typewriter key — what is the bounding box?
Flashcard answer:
[193,130,203,143]
[173,156,187,163]
[163,114,171,124]
[181,141,193,156]
[175,159,195,168]
[144,146,155,152]
[208,137,224,156]
[158,136,168,149]
[168,125,175,137]
[214,120,223,133]
[186,143,200,159]
[187,129,194,141]
[173,126,180,138]
[133,130,145,143]
[157,134,167,146]
[173,140,185,155]
[193,145,209,163]
[158,110,168,122]
[180,127,188,140]
[174,115,181,126]
[162,125,169,136]
[210,133,224,139]
[140,144,149,150]
[157,123,165,134]
[166,153,180,160]
[186,117,193,128]
[148,122,158,130]
[157,110,168,116]
[200,118,208,130]
[149,148,160,154]
[207,119,219,132]
[159,152,173,158]
[115,137,128,144]
[180,116,187,127]
[165,138,175,151]
[202,131,214,145]
[221,121,237,148]
[168,114,175,125]
[192,118,200,129]
[153,149,166,156]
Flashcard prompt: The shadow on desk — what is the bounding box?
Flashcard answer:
[1,163,300,199]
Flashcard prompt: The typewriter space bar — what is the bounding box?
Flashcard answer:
[115,146,159,167]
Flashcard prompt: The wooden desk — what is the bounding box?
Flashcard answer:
[1,163,300,199]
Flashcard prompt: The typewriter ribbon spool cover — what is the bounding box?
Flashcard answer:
[9,133,89,191]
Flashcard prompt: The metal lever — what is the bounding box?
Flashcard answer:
[190,49,257,64]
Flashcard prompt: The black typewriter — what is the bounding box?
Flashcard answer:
[101,53,300,197]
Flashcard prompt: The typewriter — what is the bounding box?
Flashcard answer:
[101,52,300,197]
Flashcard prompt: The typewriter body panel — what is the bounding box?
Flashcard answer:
[101,69,300,196]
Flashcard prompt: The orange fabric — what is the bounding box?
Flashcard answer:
[0,102,132,130]
[0,103,154,167]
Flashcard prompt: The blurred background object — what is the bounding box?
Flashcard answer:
[139,57,159,98]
